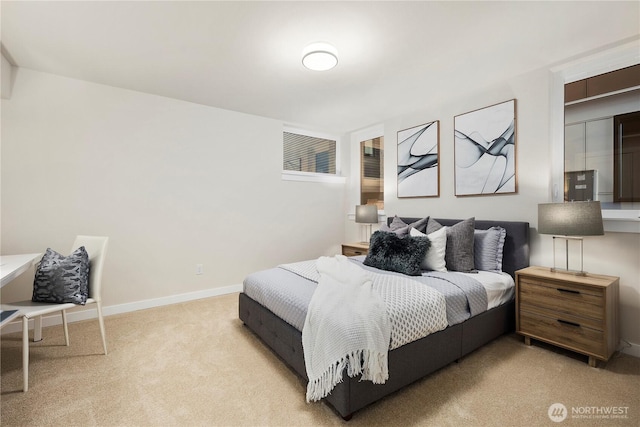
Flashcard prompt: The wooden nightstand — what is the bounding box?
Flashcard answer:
[515,266,619,367]
[341,242,369,257]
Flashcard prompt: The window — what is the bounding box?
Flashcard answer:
[283,130,336,174]
[282,128,344,183]
[360,137,384,209]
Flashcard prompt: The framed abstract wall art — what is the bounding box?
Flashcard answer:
[397,120,440,198]
[454,99,517,196]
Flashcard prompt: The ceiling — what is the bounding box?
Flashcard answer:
[2,1,639,133]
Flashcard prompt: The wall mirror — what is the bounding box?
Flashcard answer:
[549,39,639,232]
[564,65,640,208]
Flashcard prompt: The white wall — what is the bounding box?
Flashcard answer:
[1,53,15,100]
[1,68,347,309]
[346,66,640,355]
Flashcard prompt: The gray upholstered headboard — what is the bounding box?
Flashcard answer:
[389,217,530,279]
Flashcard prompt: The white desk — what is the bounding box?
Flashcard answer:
[0,309,21,328]
[1,254,41,288]
[0,254,41,333]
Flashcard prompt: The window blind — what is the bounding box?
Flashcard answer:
[283,132,336,174]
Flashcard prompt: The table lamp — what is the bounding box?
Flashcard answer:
[355,204,378,243]
[538,201,604,276]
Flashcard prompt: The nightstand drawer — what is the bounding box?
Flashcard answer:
[519,303,603,331]
[518,278,604,322]
[342,246,368,257]
[520,309,604,357]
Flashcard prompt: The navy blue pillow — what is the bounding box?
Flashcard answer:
[364,231,431,276]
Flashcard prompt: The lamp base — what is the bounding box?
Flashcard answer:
[549,267,588,277]
[551,235,587,277]
[359,224,373,243]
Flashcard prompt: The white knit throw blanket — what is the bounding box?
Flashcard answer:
[302,255,391,403]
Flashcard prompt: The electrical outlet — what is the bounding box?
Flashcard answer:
[195,264,203,275]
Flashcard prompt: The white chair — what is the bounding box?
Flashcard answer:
[1,236,108,392]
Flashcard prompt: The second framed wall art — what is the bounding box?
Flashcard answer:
[397,120,440,198]
[454,99,517,196]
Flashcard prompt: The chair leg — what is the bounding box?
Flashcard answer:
[22,316,29,392]
[96,301,107,355]
[33,316,43,342]
[61,310,70,346]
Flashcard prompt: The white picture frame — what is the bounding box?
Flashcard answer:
[454,99,517,196]
[397,120,440,198]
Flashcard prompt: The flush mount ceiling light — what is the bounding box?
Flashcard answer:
[302,42,338,71]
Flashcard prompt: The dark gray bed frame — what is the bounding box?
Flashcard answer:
[239,218,530,420]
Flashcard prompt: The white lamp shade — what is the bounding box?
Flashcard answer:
[302,42,338,71]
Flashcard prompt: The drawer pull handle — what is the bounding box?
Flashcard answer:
[557,319,581,328]
[354,251,362,255]
[557,288,580,295]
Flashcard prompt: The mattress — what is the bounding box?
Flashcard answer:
[242,256,514,338]
[461,270,515,309]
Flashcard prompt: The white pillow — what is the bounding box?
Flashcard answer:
[410,226,447,272]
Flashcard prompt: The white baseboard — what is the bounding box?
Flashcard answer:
[1,284,243,335]
[620,341,640,358]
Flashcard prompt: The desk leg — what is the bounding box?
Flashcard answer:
[33,317,42,342]
[22,316,29,392]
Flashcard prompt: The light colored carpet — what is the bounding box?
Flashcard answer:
[1,292,638,426]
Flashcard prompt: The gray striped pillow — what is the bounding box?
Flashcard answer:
[474,227,507,272]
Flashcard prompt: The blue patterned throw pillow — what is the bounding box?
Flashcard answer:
[32,247,90,305]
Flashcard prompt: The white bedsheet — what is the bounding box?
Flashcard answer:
[462,271,514,309]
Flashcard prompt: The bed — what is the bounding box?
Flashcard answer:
[238,217,530,420]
